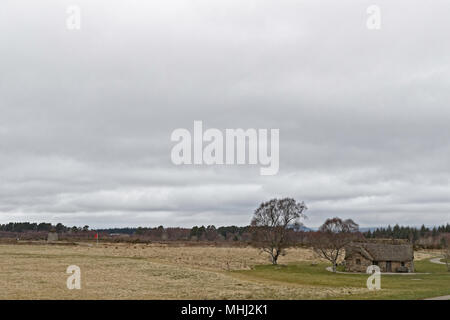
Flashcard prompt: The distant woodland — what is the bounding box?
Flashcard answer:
[1,221,449,249]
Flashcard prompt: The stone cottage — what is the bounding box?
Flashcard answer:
[344,241,414,273]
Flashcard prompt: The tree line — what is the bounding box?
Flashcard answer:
[365,224,450,240]
[1,218,448,250]
[2,221,449,240]
[0,222,90,233]
[365,224,450,248]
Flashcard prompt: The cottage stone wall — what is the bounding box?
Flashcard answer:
[345,255,414,273]
[344,252,372,273]
[376,261,414,273]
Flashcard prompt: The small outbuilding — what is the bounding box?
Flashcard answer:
[344,241,414,273]
[47,232,59,242]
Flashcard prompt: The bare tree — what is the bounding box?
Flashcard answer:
[310,217,361,272]
[250,198,307,265]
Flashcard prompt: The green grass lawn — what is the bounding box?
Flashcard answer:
[234,259,450,300]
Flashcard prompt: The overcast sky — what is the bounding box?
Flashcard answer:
[1,0,449,228]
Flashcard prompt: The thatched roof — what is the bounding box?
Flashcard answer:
[345,242,413,262]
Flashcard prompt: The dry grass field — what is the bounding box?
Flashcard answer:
[0,242,445,300]
[0,242,370,300]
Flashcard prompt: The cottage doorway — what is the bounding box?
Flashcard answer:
[386,261,392,272]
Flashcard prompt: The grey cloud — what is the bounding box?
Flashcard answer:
[0,0,449,228]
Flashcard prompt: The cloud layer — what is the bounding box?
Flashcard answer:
[1,0,449,227]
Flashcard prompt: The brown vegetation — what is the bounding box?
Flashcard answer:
[0,242,367,299]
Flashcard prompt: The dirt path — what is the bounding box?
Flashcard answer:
[430,257,446,265]
[424,295,450,300]
[325,266,429,275]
